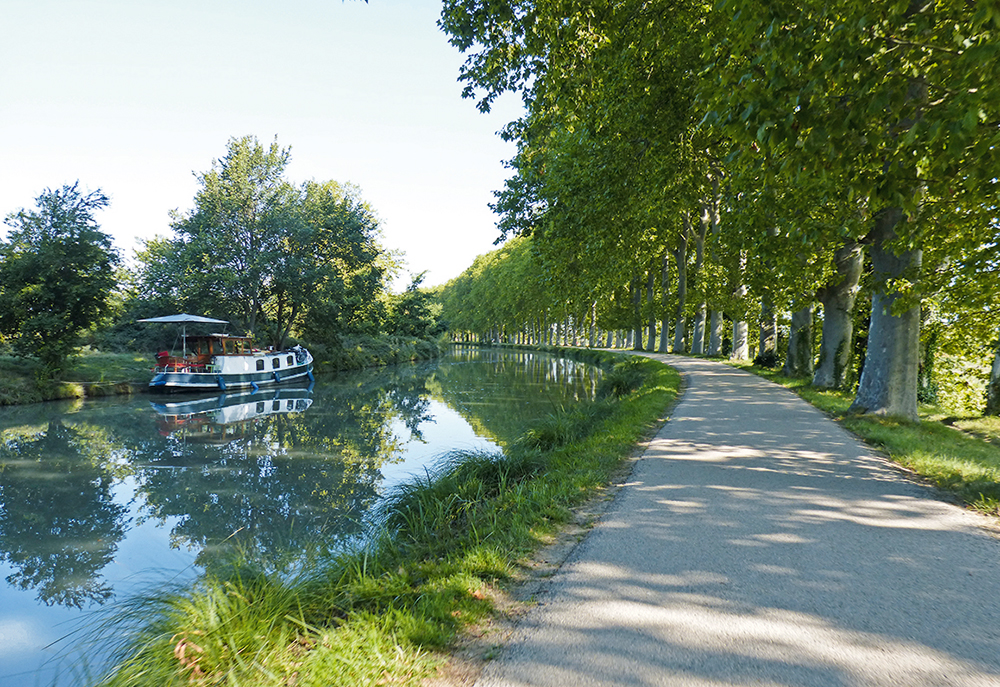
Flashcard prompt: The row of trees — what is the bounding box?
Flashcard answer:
[437,0,1000,419]
[0,137,441,375]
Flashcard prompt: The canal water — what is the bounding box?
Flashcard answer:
[0,347,600,686]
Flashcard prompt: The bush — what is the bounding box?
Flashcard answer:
[597,358,646,399]
[753,349,779,368]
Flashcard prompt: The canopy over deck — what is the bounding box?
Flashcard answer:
[137,314,229,325]
[138,314,231,356]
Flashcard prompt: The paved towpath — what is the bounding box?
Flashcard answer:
[475,354,1000,687]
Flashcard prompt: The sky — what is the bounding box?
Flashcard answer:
[0,0,522,290]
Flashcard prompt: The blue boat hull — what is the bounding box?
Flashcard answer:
[149,362,314,391]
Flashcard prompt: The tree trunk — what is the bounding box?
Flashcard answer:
[758,296,777,364]
[986,335,1000,416]
[672,222,689,353]
[708,311,724,356]
[706,172,724,357]
[730,252,750,361]
[646,267,656,351]
[849,208,921,421]
[813,242,864,389]
[659,252,670,352]
[690,206,709,355]
[631,275,643,351]
[732,321,749,360]
[782,303,815,377]
[589,301,597,348]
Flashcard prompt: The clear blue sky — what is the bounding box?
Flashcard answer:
[0,0,521,289]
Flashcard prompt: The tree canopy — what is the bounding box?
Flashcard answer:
[0,183,119,375]
[128,136,397,348]
[438,0,1000,418]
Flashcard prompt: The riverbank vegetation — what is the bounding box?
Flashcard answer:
[89,351,679,686]
[0,136,445,405]
[0,335,446,406]
[436,1,999,424]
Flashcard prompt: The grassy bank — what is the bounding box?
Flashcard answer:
[733,364,1000,517]
[0,352,152,406]
[91,353,680,686]
[0,336,448,406]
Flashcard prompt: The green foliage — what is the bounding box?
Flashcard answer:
[95,353,680,686]
[385,273,444,339]
[441,0,1000,418]
[126,137,396,348]
[0,183,119,376]
[310,334,445,373]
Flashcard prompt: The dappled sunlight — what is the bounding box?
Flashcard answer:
[479,356,1000,686]
[506,592,1000,686]
[487,551,1000,687]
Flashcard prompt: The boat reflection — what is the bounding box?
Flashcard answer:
[151,385,314,443]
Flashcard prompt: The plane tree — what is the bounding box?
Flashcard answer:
[707,0,1000,419]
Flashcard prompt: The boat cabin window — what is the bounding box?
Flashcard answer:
[287,355,294,366]
[272,357,280,369]
[256,359,265,371]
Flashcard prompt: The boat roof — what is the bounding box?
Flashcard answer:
[137,313,229,325]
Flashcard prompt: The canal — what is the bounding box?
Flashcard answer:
[0,347,601,685]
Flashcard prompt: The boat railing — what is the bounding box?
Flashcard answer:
[153,361,212,374]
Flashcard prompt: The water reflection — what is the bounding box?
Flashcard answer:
[151,386,315,443]
[0,419,127,608]
[0,348,600,685]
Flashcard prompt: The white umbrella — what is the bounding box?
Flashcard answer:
[138,314,230,356]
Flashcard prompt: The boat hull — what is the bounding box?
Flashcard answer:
[149,362,314,391]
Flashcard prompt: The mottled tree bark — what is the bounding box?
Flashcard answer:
[708,311,724,356]
[631,275,643,350]
[659,252,670,352]
[691,206,709,355]
[732,320,749,360]
[646,267,656,351]
[707,172,724,356]
[814,242,864,388]
[588,301,597,348]
[673,218,689,353]
[730,253,750,361]
[849,208,921,421]
[782,303,815,377]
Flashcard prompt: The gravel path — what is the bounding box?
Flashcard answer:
[475,354,1000,687]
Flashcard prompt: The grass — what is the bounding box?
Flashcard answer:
[730,362,1000,517]
[62,350,154,384]
[0,350,154,406]
[90,353,681,686]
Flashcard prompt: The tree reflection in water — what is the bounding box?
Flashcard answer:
[0,419,127,608]
[0,349,600,610]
